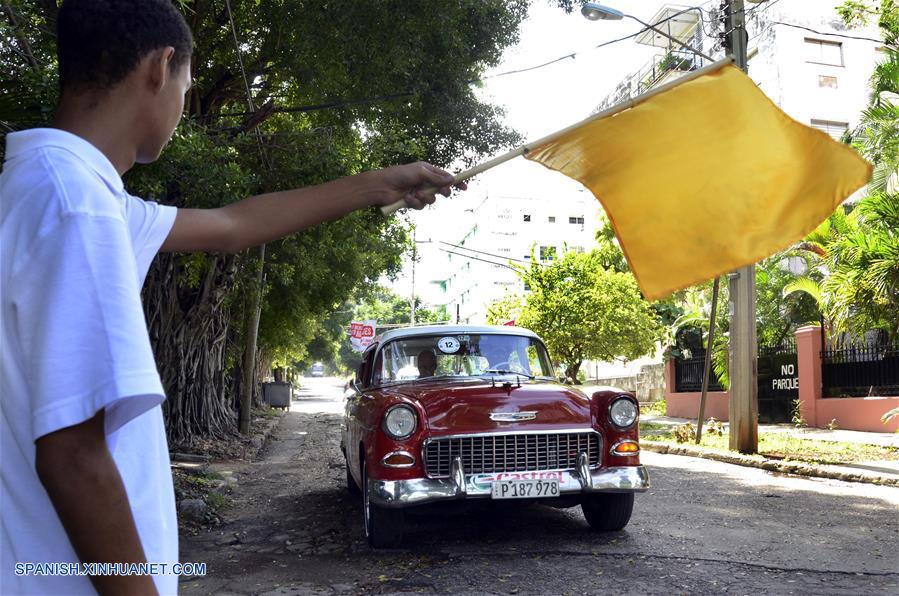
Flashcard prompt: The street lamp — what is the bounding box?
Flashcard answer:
[580,2,714,62]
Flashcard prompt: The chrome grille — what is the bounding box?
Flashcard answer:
[423,431,601,478]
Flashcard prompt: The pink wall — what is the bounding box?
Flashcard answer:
[663,330,899,432]
[816,396,899,433]
[663,360,730,420]
[795,326,821,428]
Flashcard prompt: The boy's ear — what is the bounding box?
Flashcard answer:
[147,46,176,93]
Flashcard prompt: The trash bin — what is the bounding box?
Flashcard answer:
[262,381,292,409]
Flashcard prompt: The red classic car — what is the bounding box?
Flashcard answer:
[341,325,649,548]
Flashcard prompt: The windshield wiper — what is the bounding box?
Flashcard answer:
[483,369,536,380]
[414,374,465,382]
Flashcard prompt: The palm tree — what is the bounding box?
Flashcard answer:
[786,2,899,340]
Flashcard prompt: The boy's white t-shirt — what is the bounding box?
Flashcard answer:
[1,128,179,594]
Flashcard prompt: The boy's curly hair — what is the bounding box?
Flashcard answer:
[57,0,193,93]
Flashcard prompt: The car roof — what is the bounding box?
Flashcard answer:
[377,324,540,344]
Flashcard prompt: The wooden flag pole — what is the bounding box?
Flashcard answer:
[381,56,736,216]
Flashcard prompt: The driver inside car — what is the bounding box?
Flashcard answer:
[417,349,437,378]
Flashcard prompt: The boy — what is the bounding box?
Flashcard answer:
[0,1,460,594]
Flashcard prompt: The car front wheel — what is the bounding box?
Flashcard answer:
[581,493,634,531]
[362,460,405,548]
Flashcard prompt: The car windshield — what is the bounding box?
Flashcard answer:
[376,333,554,385]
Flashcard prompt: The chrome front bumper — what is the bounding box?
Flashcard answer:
[368,462,650,509]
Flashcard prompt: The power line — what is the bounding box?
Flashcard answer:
[480,28,648,81]
[770,21,887,45]
[439,248,520,271]
[438,241,537,266]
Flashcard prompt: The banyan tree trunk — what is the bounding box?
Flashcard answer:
[143,253,239,447]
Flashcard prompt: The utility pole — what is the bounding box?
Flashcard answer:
[410,228,417,326]
[722,0,759,453]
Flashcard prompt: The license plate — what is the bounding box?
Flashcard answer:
[491,479,560,500]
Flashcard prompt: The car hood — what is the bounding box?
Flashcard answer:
[383,379,592,434]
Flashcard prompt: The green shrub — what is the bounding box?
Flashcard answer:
[705,417,725,437]
[673,422,696,443]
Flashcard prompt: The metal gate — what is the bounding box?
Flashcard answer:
[757,340,798,423]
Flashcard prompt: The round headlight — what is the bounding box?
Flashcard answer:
[383,405,417,439]
[609,398,638,428]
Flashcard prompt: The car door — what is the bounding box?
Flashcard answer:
[346,344,377,481]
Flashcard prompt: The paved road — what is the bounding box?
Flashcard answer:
[180,377,899,595]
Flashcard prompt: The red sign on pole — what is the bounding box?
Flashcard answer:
[350,320,376,351]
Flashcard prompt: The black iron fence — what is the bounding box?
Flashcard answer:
[822,342,899,397]
[674,354,724,393]
[759,337,797,358]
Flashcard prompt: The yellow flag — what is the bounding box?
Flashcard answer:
[525,62,871,301]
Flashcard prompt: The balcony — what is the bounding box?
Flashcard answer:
[596,49,707,112]
[634,5,701,49]
[595,4,705,112]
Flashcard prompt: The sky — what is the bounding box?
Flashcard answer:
[391,0,687,295]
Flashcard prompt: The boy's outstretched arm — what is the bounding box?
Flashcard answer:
[160,162,459,253]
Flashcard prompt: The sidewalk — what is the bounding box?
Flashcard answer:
[641,414,899,448]
[639,414,899,486]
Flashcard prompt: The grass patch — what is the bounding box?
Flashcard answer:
[639,421,899,465]
[206,492,228,512]
[639,399,666,416]
[639,421,670,434]
[253,406,284,419]
[173,470,230,528]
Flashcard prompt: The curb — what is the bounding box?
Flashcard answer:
[642,440,899,487]
[244,412,286,460]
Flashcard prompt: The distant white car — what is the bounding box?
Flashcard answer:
[310,363,325,377]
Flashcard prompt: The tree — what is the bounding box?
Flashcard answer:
[485,292,523,325]
[300,287,444,375]
[782,1,899,341]
[2,0,558,445]
[755,256,822,345]
[513,250,662,382]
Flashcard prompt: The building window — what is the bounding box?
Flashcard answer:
[804,38,843,66]
[810,119,849,140]
[818,75,838,89]
[548,216,556,223]
[568,245,585,254]
[568,216,585,225]
[539,246,556,262]
[523,214,531,222]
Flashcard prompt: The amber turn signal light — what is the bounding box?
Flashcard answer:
[382,451,415,468]
[611,440,640,456]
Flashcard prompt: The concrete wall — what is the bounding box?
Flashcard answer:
[592,363,665,403]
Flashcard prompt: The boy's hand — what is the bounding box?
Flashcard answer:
[368,162,467,210]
